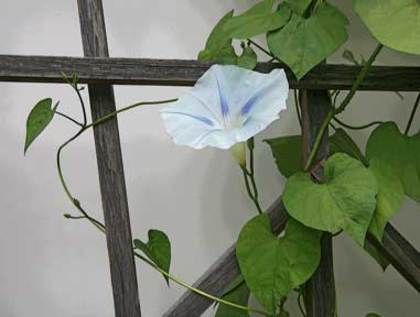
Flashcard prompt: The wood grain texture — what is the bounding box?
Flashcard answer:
[163,197,288,317]
[1,54,420,90]
[300,90,336,317]
[367,224,420,292]
[77,1,141,316]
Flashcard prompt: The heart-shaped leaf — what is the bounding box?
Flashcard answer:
[368,159,404,241]
[354,0,420,54]
[283,153,378,245]
[236,215,321,314]
[366,122,420,201]
[24,98,57,154]
[265,135,303,178]
[267,3,348,79]
[215,277,250,317]
[134,229,171,283]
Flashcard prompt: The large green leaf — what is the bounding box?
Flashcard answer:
[354,0,420,55]
[198,10,236,64]
[265,135,303,178]
[283,153,378,245]
[215,277,250,317]
[24,98,57,154]
[267,3,348,79]
[236,215,321,314]
[330,128,365,162]
[366,122,420,201]
[222,2,291,39]
[368,159,404,241]
[285,0,312,16]
[134,229,171,283]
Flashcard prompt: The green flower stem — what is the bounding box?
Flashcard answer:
[332,117,382,130]
[404,92,420,135]
[241,140,263,214]
[241,168,263,214]
[304,44,383,171]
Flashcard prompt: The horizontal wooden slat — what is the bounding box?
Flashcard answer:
[1,54,420,90]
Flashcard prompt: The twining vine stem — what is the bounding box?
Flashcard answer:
[56,96,272,317]
[304,43,384,171]
[332,116,382,131]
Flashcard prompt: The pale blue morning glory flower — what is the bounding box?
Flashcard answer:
[160,64,289,150]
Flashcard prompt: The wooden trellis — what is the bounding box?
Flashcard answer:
[1,1,420,316]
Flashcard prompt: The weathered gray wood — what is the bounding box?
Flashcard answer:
[367,224,420,292]
[300,90,336,317]
[1,54,420,91]
[163,197,288,317]
[77,1,141,316]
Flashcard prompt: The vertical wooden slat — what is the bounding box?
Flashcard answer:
[300,90,336,317]
[77,1,141,316]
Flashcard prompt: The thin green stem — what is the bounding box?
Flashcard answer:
[304,110,333,171]
[248,140,263,214]
[134,251,271,316]
[241,168,263,214]
[332,117,382,130]
[248,39,281,63]
[84,99,177,129]
[335,44,383,115]
[304,44,383,171]
[404,92,420,136]
[294,89,302,128]
[55,111,84,127]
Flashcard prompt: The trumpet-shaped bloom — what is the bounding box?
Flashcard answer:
[160,64,289,150]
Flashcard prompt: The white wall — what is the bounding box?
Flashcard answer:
[0,1,419,316]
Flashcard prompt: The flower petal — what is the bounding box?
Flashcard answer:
[160,64,289,150]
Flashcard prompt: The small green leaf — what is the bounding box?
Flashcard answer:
[366,122,420,201]
[134,229,171,283]
[236,215,321,314]
[285,0,312,16]
[354,0,420,55]
[283,153,378,245]
[24,98,56,154]
[329,128,365,162]
[265,135,303,178]
[267,3,348,79]
[222,3,291,39]
[364,239,390,271]
[237,45,257,69]
[368,159,404,241]
[215,277,250,317]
